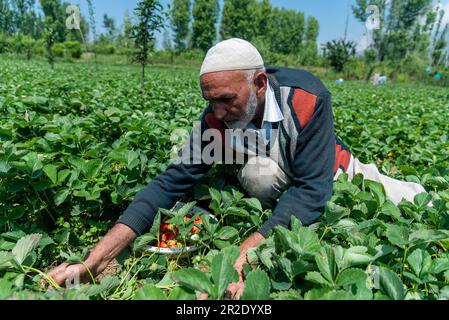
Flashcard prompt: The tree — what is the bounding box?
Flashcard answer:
[11,0,36,58]
[120,10,134,63]
[268,8,305,56]
[86,0,97,43]
[103,14,116,43]
[170,0,190,52]
[352,0,435,62]
[322,39,356,72]
[39,0,65,42]
[302,16,319,65]
[248,0,271,41]
[131,0,166,97]
[191,0,219,52]
[432,6,448,68]
[0,0,15,35]
[43,16,57,68]
[220,0,252,40]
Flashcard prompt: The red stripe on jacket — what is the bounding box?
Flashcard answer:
[292,89,317,129]
[334,143,351,173]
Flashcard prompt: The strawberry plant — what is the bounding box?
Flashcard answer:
[0,57,448,300]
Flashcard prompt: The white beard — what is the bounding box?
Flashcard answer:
[225,89,258,130]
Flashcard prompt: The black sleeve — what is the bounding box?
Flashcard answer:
[258,91,336,237]
[116,111,213,235]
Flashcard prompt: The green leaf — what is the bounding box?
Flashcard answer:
[54,188,70,206]
[149,211,161,236]
[385,224,410,247]
[321,290,357,300]
[414,192,432,209]
[209,188,222,204]
[133,234,157,252]
[211,246,240,299]
[409,229,449,244]
[0,160,11,174]
[0,252,14,270]
[226,207,250,217]
[12,234,42,265]
[77,276,120,297]
[215,226,239,241]
[22,152,43,177]
[270,289,302,300]
[175,202,196,217]
[378,267,406,300]
[303,288,333,300]
[82,159,102,180]
[430,258,449,275]
[168,286,196,300]
[315,245,337,285]
[290,216,303,233]
[342,246,373,269]
[305,271,332,287]
[0,278,13,300]
[366,180,386,206]
[242,269,271,300]
[241,198,262,212]
[43,164,58,184]
[134,283,167,300]
[171,268,214,296]
[407,249,432,277]
[336,268,367,287]
[273,227,298,253]
[325,203,350,225]
[381,200,401,219]
[292,227,321,256]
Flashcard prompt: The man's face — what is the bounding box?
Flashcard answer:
[200,70,265,127]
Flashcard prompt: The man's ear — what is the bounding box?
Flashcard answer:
[254,72,268,97]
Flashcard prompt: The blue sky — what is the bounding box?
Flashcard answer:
[68,0,449,50]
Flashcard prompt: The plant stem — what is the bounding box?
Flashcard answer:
[401,246,409,280]
[80,261,96,284]
[320,227,330,242]
[23,265,61,290]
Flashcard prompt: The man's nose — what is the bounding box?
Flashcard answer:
[212,105,227,120]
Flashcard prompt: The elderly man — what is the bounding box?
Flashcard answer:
[45,38,426,299]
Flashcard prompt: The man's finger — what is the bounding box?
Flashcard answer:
[198,293,209,300]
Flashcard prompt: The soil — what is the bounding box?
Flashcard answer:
[95,259,121,282]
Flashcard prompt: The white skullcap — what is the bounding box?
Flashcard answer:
[200,38,264,76]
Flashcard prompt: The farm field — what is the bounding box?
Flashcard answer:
[1,58,449,300]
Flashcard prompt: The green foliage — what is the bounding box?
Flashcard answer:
[323,39,356,72]
[130,0,167,93]
[220,0,253,41]
[43,16,56,68]
[191,0,220,52]
[170,0,191,52]
[352,0,444,68]
[0,59,448,300]
[268,7,305,56]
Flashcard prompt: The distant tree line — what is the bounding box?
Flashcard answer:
[0,0,448,82]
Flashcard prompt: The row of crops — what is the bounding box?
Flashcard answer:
[0,58,449,300]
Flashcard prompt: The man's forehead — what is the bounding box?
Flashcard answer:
[200,70,247,86]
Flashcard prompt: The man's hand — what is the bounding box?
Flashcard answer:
[226,232,265,300]
[41,223,137,290]
[41,262,93,289]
